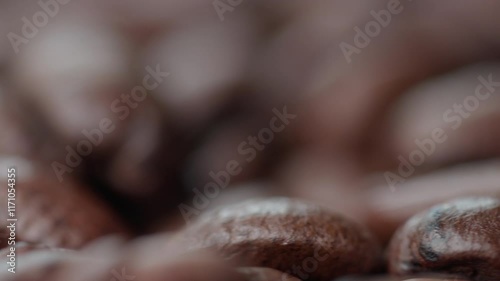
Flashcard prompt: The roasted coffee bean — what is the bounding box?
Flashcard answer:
[0,156,129,249]
[388,197,500,281]
[365,160,500,244]
[171,198,381,281]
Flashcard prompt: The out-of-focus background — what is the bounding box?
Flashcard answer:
[1,0,500,245]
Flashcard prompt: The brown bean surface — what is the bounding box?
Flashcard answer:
[172,198,382,281]
[388,197,500,281]
[0,157,129,249]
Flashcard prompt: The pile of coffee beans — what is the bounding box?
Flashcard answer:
[0,1,499,280]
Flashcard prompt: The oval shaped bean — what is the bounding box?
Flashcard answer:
[0,156,129,249]
[172,198,382,281]
[388,197,500,281]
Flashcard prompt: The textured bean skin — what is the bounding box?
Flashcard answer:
[388,197,500,281]
[0,158,129,249]
[173,198,381,281]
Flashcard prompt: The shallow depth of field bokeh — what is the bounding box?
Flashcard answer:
[1,1,500,280]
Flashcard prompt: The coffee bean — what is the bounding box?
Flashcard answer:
[383,64,500,171]
[365,160,500,244]
[12,20,131,149]
[0,156,129,249]
[172,198,382,281]
[143,14,257,132]
[388,197,500,281]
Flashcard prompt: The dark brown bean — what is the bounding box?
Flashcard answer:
[171,198,381,281]
[0,156,129,249]
[388,197,500,281]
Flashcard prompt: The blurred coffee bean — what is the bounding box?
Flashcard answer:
[0,241,242,281]
[134,251,245,281]
[203,182,280,211]
[0,156,129,249]
[76,0,207,37]
[91,101,190,232]
[0,244,121,281]
[12,19,132,149]
[124,232,174,258]
[275,150,367,224]
[388,197,500,281]
[297,1,500,157]
[2,1,500,278]
[142,12,259,132]
[173,182,280,228]
[10,17,185,224]
[183,116,272,190]
[0,91,32,156]
[103,103,175,195]
[365,160,500,243]
[250,0,381,112]
[383,64,500,171]
[172,198,381,281]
